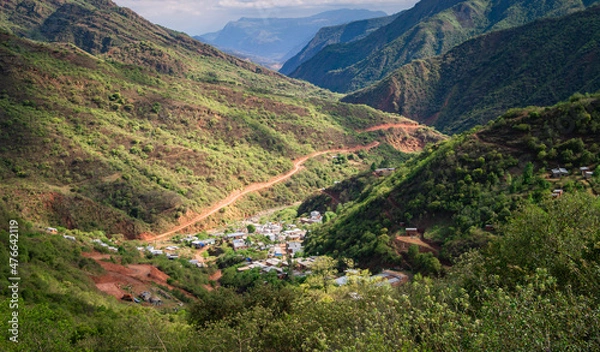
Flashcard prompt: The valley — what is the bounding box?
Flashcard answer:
[1,0,600,350]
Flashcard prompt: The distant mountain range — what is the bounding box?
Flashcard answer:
[343,5,600,133]
[194,9,386,70]
[279,12,400,75]
[287,0,599,93]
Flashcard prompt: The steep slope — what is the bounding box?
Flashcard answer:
[0,1,442,238]
[344,6,600,133]
[194,9,386,70]
[288,0,596,93]
[304,93,600,268]
[279,12,400,75]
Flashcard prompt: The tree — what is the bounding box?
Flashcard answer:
[523,162,534,185]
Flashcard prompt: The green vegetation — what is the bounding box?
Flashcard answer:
[0,0,440,238]
[344,5,600,133]
[3,192,600,350]
[305,93,600,269]
[289,0,597,92]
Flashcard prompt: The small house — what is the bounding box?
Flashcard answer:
[166,253,179,260]
[63,235,76,241]
[266,258,281,267]
[374,168,396,176]
[232,239,247,251]
[287,242,303,256]
[227,232,246,239]
[149,296,162,306]
[203,238,216,245]
[46,227,58,234]
[139,291,151,302]
[405,228,419,236]
[552,189,564,198]
[584,171,594,179]
[551,168,569,178]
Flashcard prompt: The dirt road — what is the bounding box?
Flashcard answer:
[358,123,421,133]
[145,141,380,242]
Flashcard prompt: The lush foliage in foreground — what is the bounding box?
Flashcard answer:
[1,192,600,351]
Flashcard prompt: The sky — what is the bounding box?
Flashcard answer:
[112,0,419,36]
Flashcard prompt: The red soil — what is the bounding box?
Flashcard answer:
[145,141,380,242]
[83,251,179,300]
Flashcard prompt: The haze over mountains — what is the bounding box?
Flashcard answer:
[195,9,387,70]
[279,12,401,75]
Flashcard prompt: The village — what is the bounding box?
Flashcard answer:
[136,209,406,286]
[44,163,596,306]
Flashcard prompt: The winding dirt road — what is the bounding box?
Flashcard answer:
[145,141,380,242]
[358,122,421,133]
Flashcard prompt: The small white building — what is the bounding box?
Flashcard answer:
[232,239,247,251]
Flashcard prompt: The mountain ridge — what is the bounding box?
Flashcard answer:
[343,5,600,133]
[305,92,600,268]
[279,12,400,75]
[288,0,597,93]
[194,9,387,70]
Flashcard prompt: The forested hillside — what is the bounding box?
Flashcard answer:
[2,192,599,350]
[343,5,600,133]
[288,0,597,93]
[305,93,600,268]
[0,0,441,238]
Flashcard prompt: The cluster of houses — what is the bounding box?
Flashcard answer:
[140,245,181,260]
[92,238,119,252]
[237,256,318,278]
[219,222,307,255]
[551,166,595,179]
[549,166,596,198]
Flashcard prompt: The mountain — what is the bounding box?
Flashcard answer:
[343,6,600,133]
[0,0,441,238]
[288,0,598,93]
[194,9,386,70]
[279,12,400,75]
[304,92,600,268]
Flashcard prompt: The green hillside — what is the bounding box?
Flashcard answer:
[0,0,443,238]
[2,192,600,350]
[344,5,600,133]
[288,0,596,93]
[304,93,600,269]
